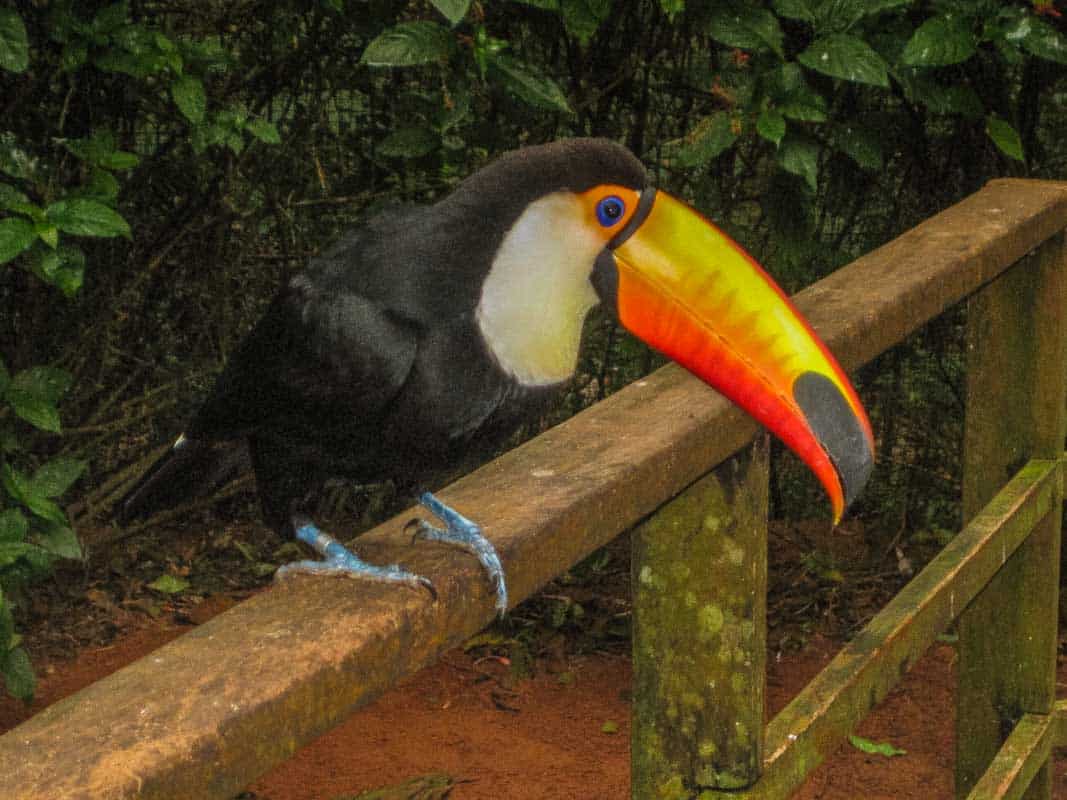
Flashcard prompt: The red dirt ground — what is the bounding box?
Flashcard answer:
[3,599,1067,799]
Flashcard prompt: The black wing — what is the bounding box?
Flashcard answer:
[189,272,418,442]
[119,262,420,526]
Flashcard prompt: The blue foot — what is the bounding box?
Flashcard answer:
[276,520,436,599]
[410,492,507,617]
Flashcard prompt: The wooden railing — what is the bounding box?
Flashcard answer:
[1,179,1065,800]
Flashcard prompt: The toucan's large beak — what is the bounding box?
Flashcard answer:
[593,190,874,522]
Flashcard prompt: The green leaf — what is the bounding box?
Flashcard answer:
[60,41,88,72]
[986,116,1024,162]
[63,134,140,171]
[901,15,976,67]
[810,0,910,34]
[665,114,738,167]
[0,591,12,649]
[33,245,85,297]
[707,4,785,56]
[432,0,472,25]
[560,0,612,44]
[781,98,827,122]
[101,149,139,170]
[88,168,121,201]
[849,734,906,757]
[773,0,814,22]
[0,183,28,211]
[798,34,889,87]
[0,217,35,264]
[899,75,983,117]
[660,0,685,20]
[5,366,71,433]
[378,127,440,158]
[3,646,36,702]
[766,64,829,122]
[34,522,81,560]
[757,109,787,146]
[832,123,882,170]
[1022,17,1067,65]
[172,75,206,124]
[245,118,281,145]
[361,22,454,66]
[489,54,572,113]
[859,0,911,14]
[2,463,67,525]
[31,457,86,498]
[9,366,71,407]
[0,509,28,543]
[778,134,820,192]
[0,540,40,568]
[35,222,57,249]
[93,2,129,35]
[46,199,131,239]
[149,574,190,594]
[5,390,59,433]
[0,9,29,74]
[471,26,508,77]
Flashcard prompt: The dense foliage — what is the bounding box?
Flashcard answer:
[0,0,1065,699]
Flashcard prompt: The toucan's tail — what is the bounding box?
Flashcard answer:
[116,434,248,524]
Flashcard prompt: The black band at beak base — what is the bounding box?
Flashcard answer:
[592,249,619,314]
[608,188,657,250]
[593,188,655,314]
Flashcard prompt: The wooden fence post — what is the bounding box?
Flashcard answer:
[632,436,769,799]
[956,232,1067,799]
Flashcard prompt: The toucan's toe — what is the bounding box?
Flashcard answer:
[278,520,437,598]
[415,493,508,617]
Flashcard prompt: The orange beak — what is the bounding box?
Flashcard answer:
[593,190,874,522]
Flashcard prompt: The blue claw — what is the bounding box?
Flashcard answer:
[413,492,508,616]
[277,522,436,599]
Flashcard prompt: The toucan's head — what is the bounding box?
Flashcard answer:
[464,139,873,521]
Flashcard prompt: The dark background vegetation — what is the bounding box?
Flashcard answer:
[1,0,1065,700]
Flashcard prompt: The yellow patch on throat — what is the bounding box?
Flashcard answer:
[475,192,603,386]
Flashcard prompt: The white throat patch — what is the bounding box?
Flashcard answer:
[475,192,603,386]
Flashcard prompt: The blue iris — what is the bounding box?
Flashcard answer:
[595,195,626,227]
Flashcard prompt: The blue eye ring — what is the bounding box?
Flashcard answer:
[595,195,626,227]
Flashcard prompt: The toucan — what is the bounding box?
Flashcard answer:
[117,138,874,615]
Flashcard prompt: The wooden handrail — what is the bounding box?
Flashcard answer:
[2,179,1066,800]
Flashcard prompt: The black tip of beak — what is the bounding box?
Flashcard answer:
[794,371,875,510]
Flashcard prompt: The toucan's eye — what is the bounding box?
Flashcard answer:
[595,195,626,227]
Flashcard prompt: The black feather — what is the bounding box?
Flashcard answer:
[115,139,648,535]
[116,437,248,525]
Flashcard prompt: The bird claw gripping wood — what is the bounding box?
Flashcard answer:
[406,492,508,617]
[276,517,437,600]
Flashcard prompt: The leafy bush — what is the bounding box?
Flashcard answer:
[0,0,280,700]
[0,0,1065,699]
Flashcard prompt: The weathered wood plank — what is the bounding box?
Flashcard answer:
[1,180,1065,800]
[631,438,768,798]
[965,714,1055,800]
[957,232,1067,799]
[723,459,1060,800]
[1053,700,1067,747]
